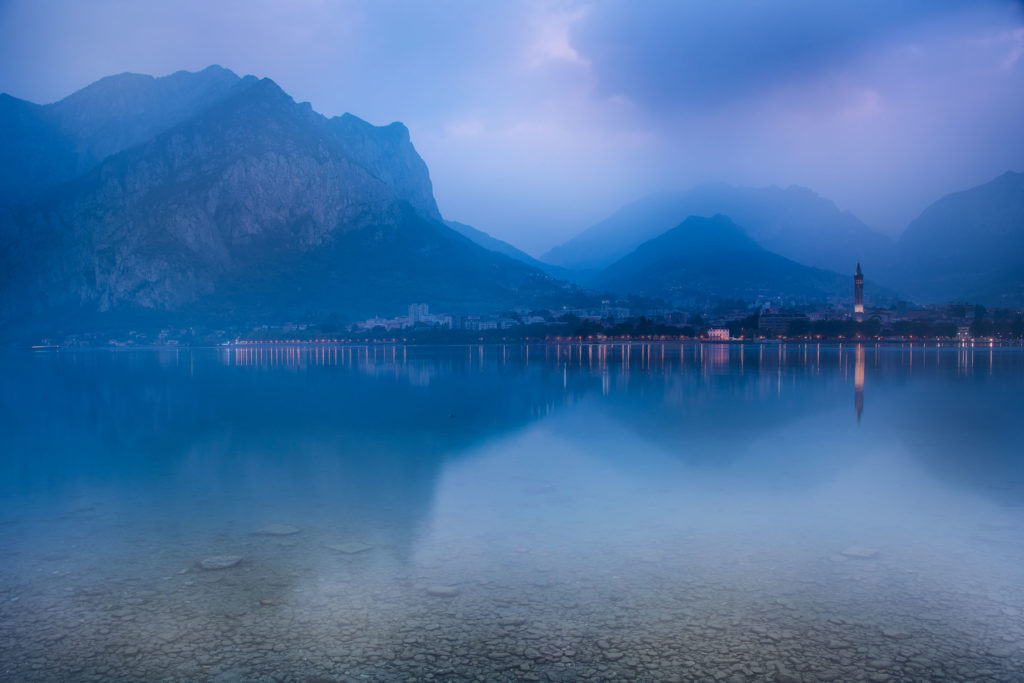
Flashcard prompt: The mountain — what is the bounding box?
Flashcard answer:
[445,220,541,265]
[444,220,577,280]
[0,66,242,209]
[0,68,582,338]
[897,171,1024,305]
[0,94,77,209]
[594,215,852,305]
[543,183,893,275]
[329,113,441,221]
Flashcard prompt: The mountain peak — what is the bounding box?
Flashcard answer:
[328,113,439,220]
[228,75,297,110]
[544,182,890,274]
[595,213,846,304]
[197,64,237,77]
[651,214,762,254]
[781,184,821,199]
[54,65,240,108]
[41,66,244,169]
[337,113,412,142]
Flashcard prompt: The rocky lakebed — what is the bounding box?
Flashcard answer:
[2,511,1022,682]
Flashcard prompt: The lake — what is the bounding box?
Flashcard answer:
[1,343,1022,682]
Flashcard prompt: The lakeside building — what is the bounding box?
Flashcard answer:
[407,303,452,328]
[453,314,498,331]
[356,303,451,331]
[356,316,407,331]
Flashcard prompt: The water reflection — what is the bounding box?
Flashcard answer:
[0,344,1022,682]
[855,344,865,422]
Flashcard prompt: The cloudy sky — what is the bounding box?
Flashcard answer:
[1,0,1022,255]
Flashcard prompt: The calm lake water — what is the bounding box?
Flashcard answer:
[1,343,1022,682]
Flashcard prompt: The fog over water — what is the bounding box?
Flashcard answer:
[1,344,1022,681]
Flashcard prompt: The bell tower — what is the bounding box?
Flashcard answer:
[854,263,864,316]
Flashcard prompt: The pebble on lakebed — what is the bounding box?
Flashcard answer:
[198,555,243,570]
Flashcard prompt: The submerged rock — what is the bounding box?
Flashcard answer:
[881,628,911,640]
[255,524,301,536]
[325,542,372,554]
[198,555,243,570]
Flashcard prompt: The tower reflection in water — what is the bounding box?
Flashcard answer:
[854,344,865,422]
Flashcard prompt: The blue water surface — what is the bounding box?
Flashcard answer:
[1,343,1022,682]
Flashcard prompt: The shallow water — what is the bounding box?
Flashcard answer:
[1,343,1022,682]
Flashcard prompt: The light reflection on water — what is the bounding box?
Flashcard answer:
[0,344,1022,682]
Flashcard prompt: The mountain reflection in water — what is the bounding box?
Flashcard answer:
[0,343,1021,682]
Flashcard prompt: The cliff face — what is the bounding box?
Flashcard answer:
[328,114,441,221]
[0,68,573,335]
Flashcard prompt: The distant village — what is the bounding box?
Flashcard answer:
[338,300,1019,344]
[225,263,1009,344]
[43,265,1024,348]
[246,264,1021,344]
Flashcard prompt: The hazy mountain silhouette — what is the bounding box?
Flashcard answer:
[446,220,542,265]
[445,220,576,280]
[4,66,1019,335]
[896,171,1024,305]
[594,215,851,305]
[0,68,583,337]
[543,183,893,275]
[0,66,241,208]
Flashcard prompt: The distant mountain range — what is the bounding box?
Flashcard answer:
[594,215,851,305]
[542,183,893,275]
[1,66,1020,341]
[541,175,1023,307]
[0,67,583,338]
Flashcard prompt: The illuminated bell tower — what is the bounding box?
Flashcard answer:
[854,263,864,315]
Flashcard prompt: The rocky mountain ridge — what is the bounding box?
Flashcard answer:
[0,67,579,339]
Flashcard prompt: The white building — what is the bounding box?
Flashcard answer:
[407,303,451,328]
[408,303,430,324]
[356,316,406,331]
[706,328,730,340]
